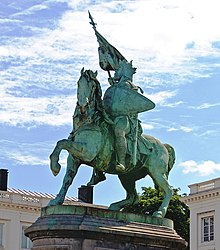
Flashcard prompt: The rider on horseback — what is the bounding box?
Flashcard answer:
[89,12,155,172]
[103,60,155,172]
[107,60,139,171]
[48,13,175,219]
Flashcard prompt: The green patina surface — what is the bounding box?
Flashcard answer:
[48,12,176,219]
[41,204,173,229]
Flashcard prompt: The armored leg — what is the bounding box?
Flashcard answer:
[114,116,129,172]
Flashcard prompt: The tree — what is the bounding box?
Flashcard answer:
[123,187,190,248]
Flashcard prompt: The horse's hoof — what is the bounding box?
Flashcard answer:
[47,199,58,206]
[87,181,93,186]
[47,197,64,206]
[152,211,163,218]
[108,203,121,211]
[51,162,61,176]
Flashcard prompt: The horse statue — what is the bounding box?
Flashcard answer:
[48,68,175,218]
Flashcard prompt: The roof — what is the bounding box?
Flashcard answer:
[0,187,79,210]
[6,187,78,202]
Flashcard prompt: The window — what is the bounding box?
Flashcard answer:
[201,216,214,242]
[0,223,3,246]
[21,226,33,249]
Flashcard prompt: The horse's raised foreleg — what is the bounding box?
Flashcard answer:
[50,139,87,176]
[108,174,139,211]
[48,154,80,206]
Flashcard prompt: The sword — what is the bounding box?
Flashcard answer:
[132,116,139,166]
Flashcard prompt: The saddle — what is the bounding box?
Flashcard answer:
[126,134,153,165]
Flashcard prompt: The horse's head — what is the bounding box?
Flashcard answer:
[77,68,102,114]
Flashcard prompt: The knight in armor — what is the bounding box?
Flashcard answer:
[103,60,155,172]
[89,12,155,173]
[107,60,138,171]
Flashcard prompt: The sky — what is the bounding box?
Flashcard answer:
[0,0,220,206]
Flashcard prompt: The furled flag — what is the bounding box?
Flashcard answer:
[88,11,127,73]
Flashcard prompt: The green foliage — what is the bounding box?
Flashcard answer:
[123,187,190,247]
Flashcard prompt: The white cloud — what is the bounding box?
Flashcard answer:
[8,152,49,166]
[179,160,220,176]
[141,123,155,130]
[7,151,68,168]
[0,139,68,167]
[11,3,49,17]
[147,91,177,105]
[167,125,193,133]
[167,127,178,132]
[82,0,220,78]
[163,101,184,108]
[0,92,77,127]
[180,126,193,133]
[0,18,23,24]
[3,0,220,79]
[1,0,220,128]
[199,130,219,137]
[190,102,220,110]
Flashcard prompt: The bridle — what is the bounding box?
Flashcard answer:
[77,71,98,114]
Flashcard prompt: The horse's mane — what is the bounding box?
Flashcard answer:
[83,69,103,113]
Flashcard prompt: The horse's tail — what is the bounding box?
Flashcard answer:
[164,143,176,175]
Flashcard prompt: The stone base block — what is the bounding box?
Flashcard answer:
[25,203,187,250]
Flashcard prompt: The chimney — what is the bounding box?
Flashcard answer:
[78,185,93,204]
[0,169,8,191]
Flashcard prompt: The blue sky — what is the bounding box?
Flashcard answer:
[0,0,220,206]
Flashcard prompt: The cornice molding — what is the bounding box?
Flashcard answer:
[181,188,220,204]
[0,201,41,213]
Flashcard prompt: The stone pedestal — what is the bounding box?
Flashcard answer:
[25,203,187,250]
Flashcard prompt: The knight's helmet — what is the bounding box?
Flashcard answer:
[116,60,137,79]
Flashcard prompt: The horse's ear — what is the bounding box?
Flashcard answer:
[94,70,98,78]
[81,67,84,74]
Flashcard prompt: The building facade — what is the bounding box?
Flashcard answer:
[182,177,220,250]
[0,188,78,250]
